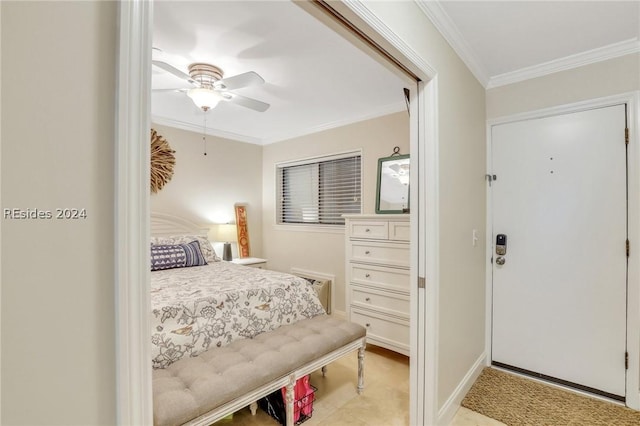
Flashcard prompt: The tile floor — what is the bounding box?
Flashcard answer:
[218,345,504,426]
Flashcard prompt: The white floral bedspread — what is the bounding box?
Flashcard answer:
[150,262,326,369]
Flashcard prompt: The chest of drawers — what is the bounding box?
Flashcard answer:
[344,214,410,355]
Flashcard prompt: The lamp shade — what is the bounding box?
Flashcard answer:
[187,88,222,111]
[215,224,238,243]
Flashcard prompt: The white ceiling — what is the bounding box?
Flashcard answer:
[151,1,409,145]
[152,1,640,145]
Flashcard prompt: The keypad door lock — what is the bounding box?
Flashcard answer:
[496,234,507,255]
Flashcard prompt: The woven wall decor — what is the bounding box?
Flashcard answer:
[150,128,176,193]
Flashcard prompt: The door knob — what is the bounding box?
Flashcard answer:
[496,256,506,265]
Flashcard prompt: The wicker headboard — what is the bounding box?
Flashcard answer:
[150,212,210,237]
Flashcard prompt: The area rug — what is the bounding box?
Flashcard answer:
[462,367,640,426]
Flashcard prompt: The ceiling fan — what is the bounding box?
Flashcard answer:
[152,60,270,113]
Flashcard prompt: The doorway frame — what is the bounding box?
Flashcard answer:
[485,91,640,409]
[116,1,440,424]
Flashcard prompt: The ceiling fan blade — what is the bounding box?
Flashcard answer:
[152,60,198,86]
[222,93,270,112]
[215,71,264,91]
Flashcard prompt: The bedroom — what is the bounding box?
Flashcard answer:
[1,1,639,426]
[148,1,412,423]
[148,0,411,281]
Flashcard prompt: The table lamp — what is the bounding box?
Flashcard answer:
[216,224,238,261]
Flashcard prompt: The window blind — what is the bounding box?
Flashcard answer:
[277,154,361,225]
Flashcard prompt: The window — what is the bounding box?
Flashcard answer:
[277,152,361,225]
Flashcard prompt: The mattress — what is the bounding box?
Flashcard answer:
[150,261,326,369]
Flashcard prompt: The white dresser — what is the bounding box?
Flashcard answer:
[344,214,410,356]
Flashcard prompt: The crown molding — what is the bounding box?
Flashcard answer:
[416,2,639,89]
[150,115,264,145]
[153,101,406,145]
[262,101,407,144]
[487,38,640,88]
[415,0,489,87]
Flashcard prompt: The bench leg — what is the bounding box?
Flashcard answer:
[285,374,295,426]
[249,402,258,415]
[357,341,366,394]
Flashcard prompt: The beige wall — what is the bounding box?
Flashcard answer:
[487,53,640,119]
[262,112,409,313]
[150,124,264,258]
[2,2,117,424]
[361,1,488,413]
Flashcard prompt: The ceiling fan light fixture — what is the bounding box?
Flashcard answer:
[187,87,222,111]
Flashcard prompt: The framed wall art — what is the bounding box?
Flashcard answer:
[234,204,250,258]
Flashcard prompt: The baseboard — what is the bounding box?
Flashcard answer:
[437,352,487,426]
[331,310,347,321]
[633,391,640,411]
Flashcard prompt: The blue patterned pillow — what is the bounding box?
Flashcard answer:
[150,240,207,271]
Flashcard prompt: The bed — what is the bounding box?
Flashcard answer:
[150,213,326,369]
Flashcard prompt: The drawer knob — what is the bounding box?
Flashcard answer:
[365,250,370,255]
[365,323,371,328]
[365,297,371,302]
[365,273,371,278]
[365,228,371,232]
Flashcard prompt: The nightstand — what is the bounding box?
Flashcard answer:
[230,257,267,269]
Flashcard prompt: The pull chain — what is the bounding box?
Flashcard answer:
[202,110,207,156]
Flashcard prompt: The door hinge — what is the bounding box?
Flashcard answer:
[625,128,629,145]
[418,276,426,289]
[626,239,630,258]
[625,352,629,370]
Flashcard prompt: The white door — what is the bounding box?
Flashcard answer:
[491,104,628,399]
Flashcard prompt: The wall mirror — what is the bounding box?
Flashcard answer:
[376,153,410,214]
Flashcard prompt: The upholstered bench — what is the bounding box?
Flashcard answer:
[153,315,367,426]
